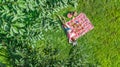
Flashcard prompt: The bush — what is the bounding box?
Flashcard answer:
[0,0,78,66]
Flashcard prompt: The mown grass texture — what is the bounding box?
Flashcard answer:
[36,0,120,67]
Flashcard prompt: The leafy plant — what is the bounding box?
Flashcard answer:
[0,0,78,66]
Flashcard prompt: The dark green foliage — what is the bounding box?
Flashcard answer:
[0,0,78,67]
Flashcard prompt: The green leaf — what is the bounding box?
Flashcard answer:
[15,59,19,64]
[12,26,19,34]
[13,22,25,28]
[12,16,18,22]
[4,24,10,31]
[19,29,25,35]
[19,3,26,9]
[0,44,3,49]
[10,28,14,36]
[15,50,25,58]
[29,3,34,11]
[3,5,9,10]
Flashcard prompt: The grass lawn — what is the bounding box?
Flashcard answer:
[37,0,120,67]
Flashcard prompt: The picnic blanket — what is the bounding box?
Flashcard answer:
[63,13,94,45]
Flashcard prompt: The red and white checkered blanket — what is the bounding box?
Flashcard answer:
[63,13,94,43]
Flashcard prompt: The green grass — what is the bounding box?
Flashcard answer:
[37,0,120,67]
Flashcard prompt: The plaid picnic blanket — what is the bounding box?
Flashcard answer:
[63,13,94,43]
